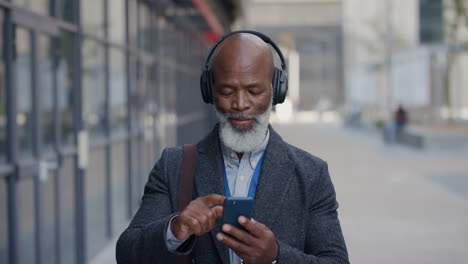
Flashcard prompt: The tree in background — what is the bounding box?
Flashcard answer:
[444,0,468,122]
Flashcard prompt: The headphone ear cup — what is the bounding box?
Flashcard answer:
[273,68,288,104]
[278,71,288,104]
[200,70,213,104]
[272,68,281,105]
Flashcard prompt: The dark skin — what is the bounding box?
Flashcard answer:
[171,34,278,264]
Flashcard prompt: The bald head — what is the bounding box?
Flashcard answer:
[210,33,275,82]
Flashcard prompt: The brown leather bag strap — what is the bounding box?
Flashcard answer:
[175,144,198,264]
[178,144,198,211]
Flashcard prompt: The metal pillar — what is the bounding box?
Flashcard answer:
[103,0,113,239]
[51,35,62,264]
[72,0,86,262]
[31,30,44,264]
[125,0,133,219]
[5,7,18,264]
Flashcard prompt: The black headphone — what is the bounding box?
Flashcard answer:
[200,30,288,105]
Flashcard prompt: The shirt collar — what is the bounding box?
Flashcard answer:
[221,129,270,170]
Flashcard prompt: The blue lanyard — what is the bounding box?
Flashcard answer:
[222,152,266,198]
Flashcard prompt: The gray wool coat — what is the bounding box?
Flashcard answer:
[116,125,349,264]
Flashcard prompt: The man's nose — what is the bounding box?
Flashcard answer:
[232,91,250,112]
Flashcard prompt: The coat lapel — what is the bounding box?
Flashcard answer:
[253,127,294,230]
[195,125,229,263]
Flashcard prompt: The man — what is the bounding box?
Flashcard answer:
[116,31,349,264]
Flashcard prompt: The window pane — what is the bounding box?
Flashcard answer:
[58,31,74,146]
[139,3,152,51]
[12,0,50,16]
[144,63,157,134]
[85,147,107,259]
[82,40,106,140]
[81,0,104,37]
[109,48,127,135]
[111,141,127,234]
[129,56,140,132]
[141,62,156,147]
[165,29,177,114]
[131,137,141,210]
[128,0,138,47]
[54,0,75,23]
[39,169,57,264]
[0,12,5,162]
[17,179,35,264]
[38,35,55,151]
[58,156,76,264]
[0,179,8,263]
[16,28,33,156]
[109,0,126,45]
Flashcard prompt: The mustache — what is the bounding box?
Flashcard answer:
[224,112,259,122]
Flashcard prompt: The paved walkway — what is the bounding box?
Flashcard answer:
[273,123,468,264]
[92,122,468,263]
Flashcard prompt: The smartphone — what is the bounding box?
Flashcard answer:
[222,197,254,230]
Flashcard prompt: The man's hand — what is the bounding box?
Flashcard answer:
[171,194,224,241]
[216,216,278,264]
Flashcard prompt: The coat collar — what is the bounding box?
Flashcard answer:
[195,124,294,264]
[251,126,294,228]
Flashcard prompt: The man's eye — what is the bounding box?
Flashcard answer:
[249,89,262,95]
[219,87,234,95]
[220,90,233,96]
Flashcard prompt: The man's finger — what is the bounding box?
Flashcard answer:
[177,214,202,236]
[221,224,256,246]
[201,194,225,207]
[216,232,249,256]
[190,206,217,232]
[252,218,270,231]
[184,216,199,234]
[238,216,266,238]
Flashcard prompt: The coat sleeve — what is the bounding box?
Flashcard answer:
[115,148,197,263]
[277,161,349,264]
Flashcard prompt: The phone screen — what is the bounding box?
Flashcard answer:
[222,197,254,230]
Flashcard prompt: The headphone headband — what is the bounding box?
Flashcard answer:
[203,30,287,72]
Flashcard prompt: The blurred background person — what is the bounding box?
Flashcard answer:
[394,104,408,134]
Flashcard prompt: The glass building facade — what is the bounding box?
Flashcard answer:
[0,0,224,263]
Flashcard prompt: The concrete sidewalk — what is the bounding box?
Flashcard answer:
[273,123,468,264]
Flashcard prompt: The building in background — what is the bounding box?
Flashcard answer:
[344,0,468,125]
[0,1,243,264]
[244,0,344,112]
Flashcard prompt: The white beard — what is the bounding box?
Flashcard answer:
[215,103,272,153]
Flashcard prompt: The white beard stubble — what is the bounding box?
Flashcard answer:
[215,101,272,153]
